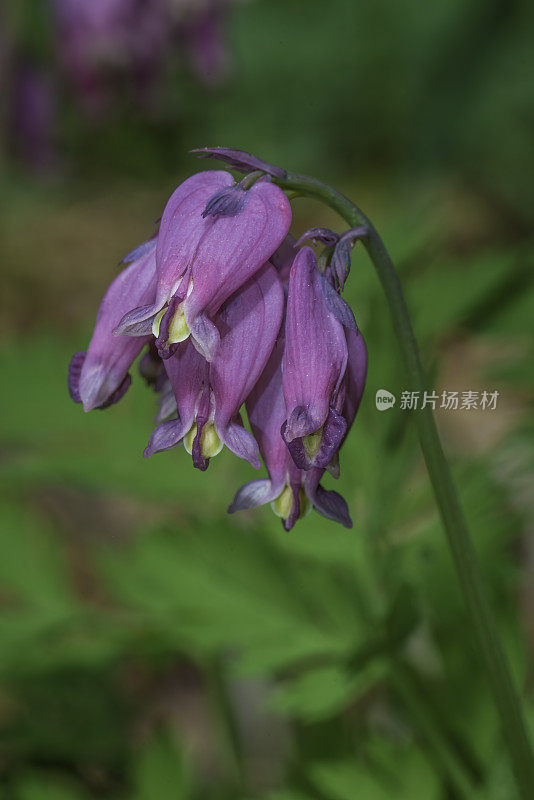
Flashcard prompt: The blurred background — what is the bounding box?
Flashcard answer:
[1,0,534,798]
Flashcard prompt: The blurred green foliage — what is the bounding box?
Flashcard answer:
[4,0,534,222]
[1,0,534,797]
[1,191,533,796]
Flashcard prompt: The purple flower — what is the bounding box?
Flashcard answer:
[52,0,169,115]
[68,238,157,411]
[115,171,291,361]
[10,60,57,172]
[228,338,353,530]
[144,263,284,470]
[270,234,299,284]
[68,155,368,531]
[342,327,368,435]
[183,4,229,87]
[281,247,349,471]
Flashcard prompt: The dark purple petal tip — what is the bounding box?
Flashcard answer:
[282,407,347,471]
[313,484,353,528]
[97,373,132,409]
[331,225,368,289]
[283,435,308,471]
[313,407,347,468]
[190,147,287,179]
[282,406,316,442]
[228,479,278,513]
[119,236,157,266]
[192,417,210,471]
[295,227,339,248]
[113,304,158,338]
[68,351,86,403]
[283,484,302,531]
[320,276,358,332]
[201,185,247,218]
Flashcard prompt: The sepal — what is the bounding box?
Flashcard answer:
[295,227,339,248]
[320,275,358,332]
[190,146,287,179]
[202,185,247,218]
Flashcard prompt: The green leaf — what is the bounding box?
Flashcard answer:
[309,747,441,800]
[0,496,74,612]
[270,660,388,723]
[132,730,191,800]
[14,774,88,800]
[99,522,366,676]
[408,251,517,339]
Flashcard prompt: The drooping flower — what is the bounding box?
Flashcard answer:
[68,238,157,411]
[115,171,291,361]
[68,152,368,532]
[144,262,284,469]
[228,336,354,530]
[281,246,351,471]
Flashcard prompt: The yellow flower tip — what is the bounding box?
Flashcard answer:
[152,304,190,344]
[183,421,223,459]
[271,484,294,519]
[152,307,166,338]
[303,426,323,460]
[271,484,311,522]
[201,423,224,458]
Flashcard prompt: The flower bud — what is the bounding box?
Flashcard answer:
[68,238,157,411]
[281,247,348,471]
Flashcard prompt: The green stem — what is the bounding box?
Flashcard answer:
[205,656,247,794]
[392,664,477,798]
[275,172,534,798]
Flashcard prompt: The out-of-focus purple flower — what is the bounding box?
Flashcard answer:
[115,170,291,361]
[51,0,169,114]
[183,4,229,87]
[144,263,284,469]
[281,247,349,471]
[9,60,57,172]
[228,337,353,530]
[51,0,245,117]
[69,238,157,411]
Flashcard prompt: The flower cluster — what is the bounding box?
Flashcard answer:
[1,1,240,173]
[69,151,368,530]
[52,0,235,115]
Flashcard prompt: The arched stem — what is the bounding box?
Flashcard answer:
[275,171,534,798]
